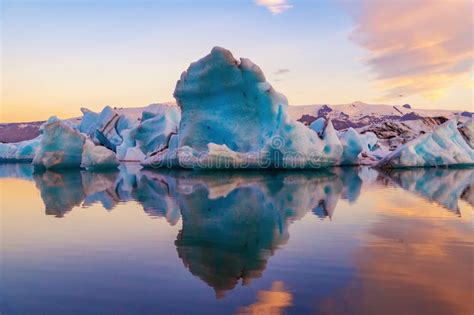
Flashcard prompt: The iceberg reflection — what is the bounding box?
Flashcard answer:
[171,171,342,297]
[380,168,474,214]
[3,162,470,222]
[33,170,85,217]
[1,163,472,299]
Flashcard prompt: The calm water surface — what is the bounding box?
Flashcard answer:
[1,164,473,315]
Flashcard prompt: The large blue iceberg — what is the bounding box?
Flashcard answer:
[143,47,343,169]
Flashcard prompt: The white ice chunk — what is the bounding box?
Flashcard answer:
[339,128,364,165]
[78,106,137,152]
[359,132,378,151]
[116,128,146,162]
[115,106,180,162]
[309,117,326,135]
[135,106,180,155]
[81,139,119,170]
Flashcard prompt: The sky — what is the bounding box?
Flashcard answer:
[1,0,473,122]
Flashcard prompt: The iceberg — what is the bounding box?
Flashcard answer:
[376,119,474,168]
[359,132,378,152]
[339,128,364,165]
[338,128,382,165]
[33,116,119,170]
[0,136,41,162]
[113,104,180,162]
[144,47,343,169]
[81,139,119,170]
[77,107,100,136]
[458,118,473,148]
[115,128,146,162]
[78,106,136,152]
[135,105,180,156]
[309,117,326,135]
[33,117,86,169]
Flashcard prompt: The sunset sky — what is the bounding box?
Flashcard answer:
[1,0,473,122]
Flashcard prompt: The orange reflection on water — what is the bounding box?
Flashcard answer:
[237,281,292,315]
[319,187,474,315]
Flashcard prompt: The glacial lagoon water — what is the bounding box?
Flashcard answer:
[0,164,473,315]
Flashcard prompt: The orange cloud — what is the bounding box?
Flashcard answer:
[349,0,473,100]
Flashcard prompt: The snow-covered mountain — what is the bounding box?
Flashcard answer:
[288,101,467,128]
[287,101,472,150]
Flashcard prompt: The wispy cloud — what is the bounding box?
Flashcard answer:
[348,0,473,100]
[274,68,290,75]
[255,0,293,15]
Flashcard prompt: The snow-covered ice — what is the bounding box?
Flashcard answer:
[33,117,86,169]
[0,137,41,162]
[135,105,180,156]
[114,104,180,162]
[33,116,119,170]
[81,139,119,170]
[116,128,146,162]
[458,118,473,148]
[309,117,326,135]
[337,128,382,165]
[339,128,364,165]
[78,106,136,152]
[376,118,474,168]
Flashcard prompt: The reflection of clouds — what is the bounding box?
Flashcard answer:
[237,281,292,315]
[379,168,474,215]
[319,207,474,315]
